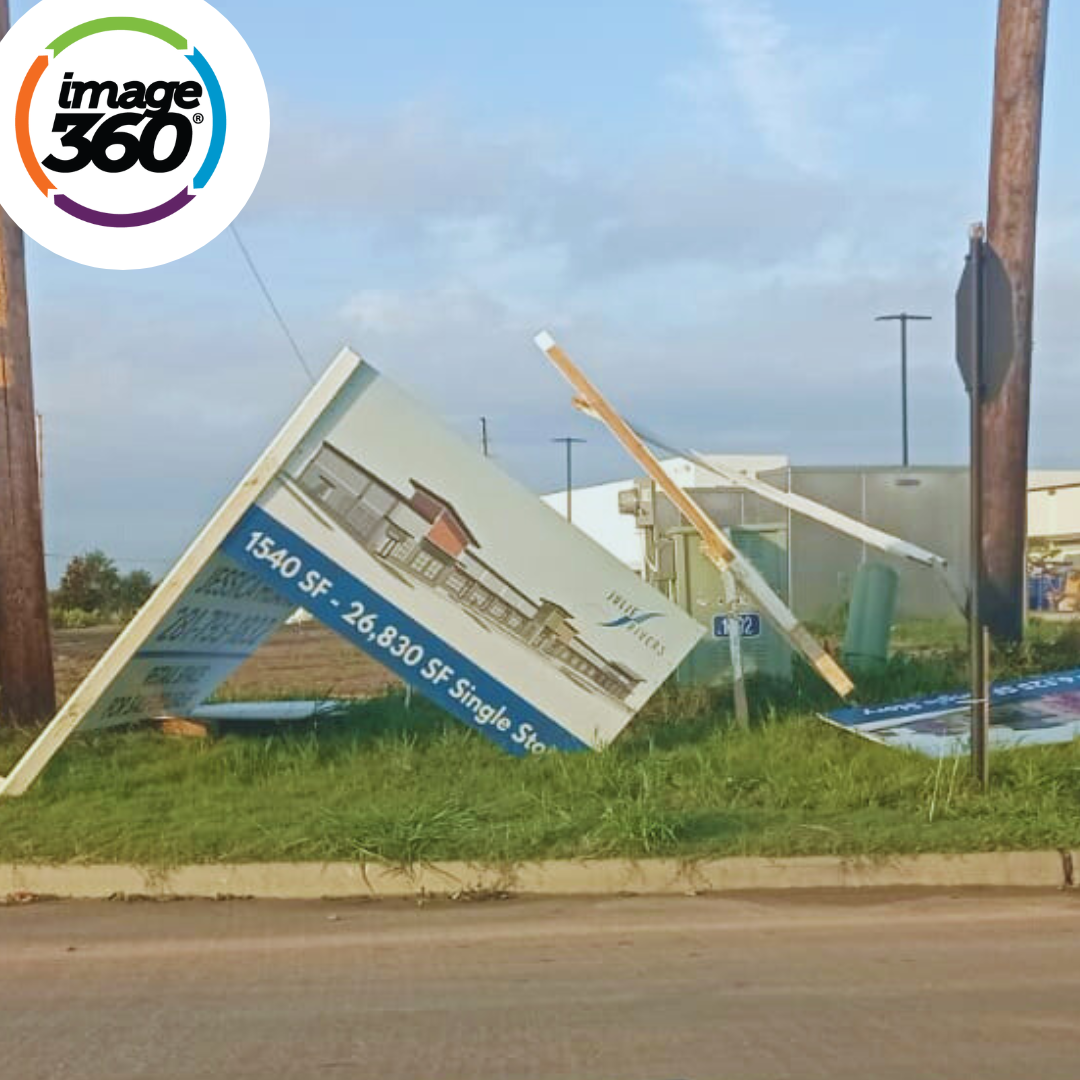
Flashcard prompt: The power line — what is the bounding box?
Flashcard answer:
[230,223,316,385]
[44,231,315,584]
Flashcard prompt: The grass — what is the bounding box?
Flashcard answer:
[1,621,1080,867]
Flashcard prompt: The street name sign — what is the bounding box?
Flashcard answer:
[713,613,762,639]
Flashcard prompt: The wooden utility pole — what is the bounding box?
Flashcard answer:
[981,0,1050,642]
[0,0,56,725]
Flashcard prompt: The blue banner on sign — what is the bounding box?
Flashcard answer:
[221,505,588,756]
[713,613,762,639]
[828,667,1080,728]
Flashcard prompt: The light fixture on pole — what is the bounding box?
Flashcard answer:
[875,312,932,467]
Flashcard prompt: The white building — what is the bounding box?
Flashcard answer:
[541,455,788,572]
[1028,472,1080,559]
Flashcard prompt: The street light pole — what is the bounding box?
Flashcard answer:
[552,437,586,522]
[875,312,932,467]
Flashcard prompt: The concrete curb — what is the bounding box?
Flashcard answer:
[0,851,1072,900]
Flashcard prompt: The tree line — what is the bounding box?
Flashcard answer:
[52,550,157,628]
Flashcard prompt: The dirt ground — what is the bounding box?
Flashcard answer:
[52,622,401,701]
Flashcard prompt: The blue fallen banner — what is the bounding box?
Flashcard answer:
[822,667,1080,757]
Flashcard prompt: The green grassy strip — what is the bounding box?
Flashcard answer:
[1,622,1079,867]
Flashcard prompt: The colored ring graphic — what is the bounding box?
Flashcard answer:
[14,17,226,228]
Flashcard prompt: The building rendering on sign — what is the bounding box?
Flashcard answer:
[294,442,645,703]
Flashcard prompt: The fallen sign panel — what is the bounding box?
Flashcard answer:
[186,700,350,723]
[1,349,703,797]
[822,668,1080,757]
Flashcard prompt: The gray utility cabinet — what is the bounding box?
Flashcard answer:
[620,486,792,685]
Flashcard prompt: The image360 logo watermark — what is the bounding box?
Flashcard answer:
[0,0,269,269]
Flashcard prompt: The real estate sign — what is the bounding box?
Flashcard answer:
[1,349,704,795]
[823,667,1080,757]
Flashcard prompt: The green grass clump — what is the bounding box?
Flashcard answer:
[1,622,1080,867]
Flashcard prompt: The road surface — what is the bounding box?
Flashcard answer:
[2,891,1079,1079]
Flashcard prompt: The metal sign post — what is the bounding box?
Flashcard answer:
[718,566,749,728]
[968,228,991,788]
[957,224,1014,788]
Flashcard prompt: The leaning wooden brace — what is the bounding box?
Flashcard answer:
[533,331,854,700]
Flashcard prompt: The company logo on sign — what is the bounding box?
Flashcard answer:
[600,591,667,657]
[0,0,269,268]
[599,611,663,629]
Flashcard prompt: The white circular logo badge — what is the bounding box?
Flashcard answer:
[0,0,269,269]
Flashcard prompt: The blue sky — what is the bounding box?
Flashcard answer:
[10,0,1080,577]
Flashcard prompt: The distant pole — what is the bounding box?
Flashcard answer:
[35,412,43,483]
[36,411,44,540]
[0,0,56,726]
[875,313,932,467]
[479,417,489,457]
[982,0,1050,643]
[552,437,586,522]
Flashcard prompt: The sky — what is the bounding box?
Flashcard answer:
[9,0,1080,579]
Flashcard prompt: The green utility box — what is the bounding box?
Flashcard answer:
[671,525,793,687]
[842,561,899,674]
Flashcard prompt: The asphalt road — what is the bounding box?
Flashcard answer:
[3,891,1080,1080]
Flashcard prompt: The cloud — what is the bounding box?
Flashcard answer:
[247,92,868,289]
[688,0,832,172]
[678,0,902,175]
[249,101,562,226]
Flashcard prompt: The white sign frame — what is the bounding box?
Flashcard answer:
[0,348,361,797]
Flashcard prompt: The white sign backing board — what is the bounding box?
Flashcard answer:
[1,349,704,796]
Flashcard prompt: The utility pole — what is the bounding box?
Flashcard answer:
[0,0,56,725]
[875,313,932,467]
[479,416,489,457]
[552,437,586,523]
[982,0,1050,642]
